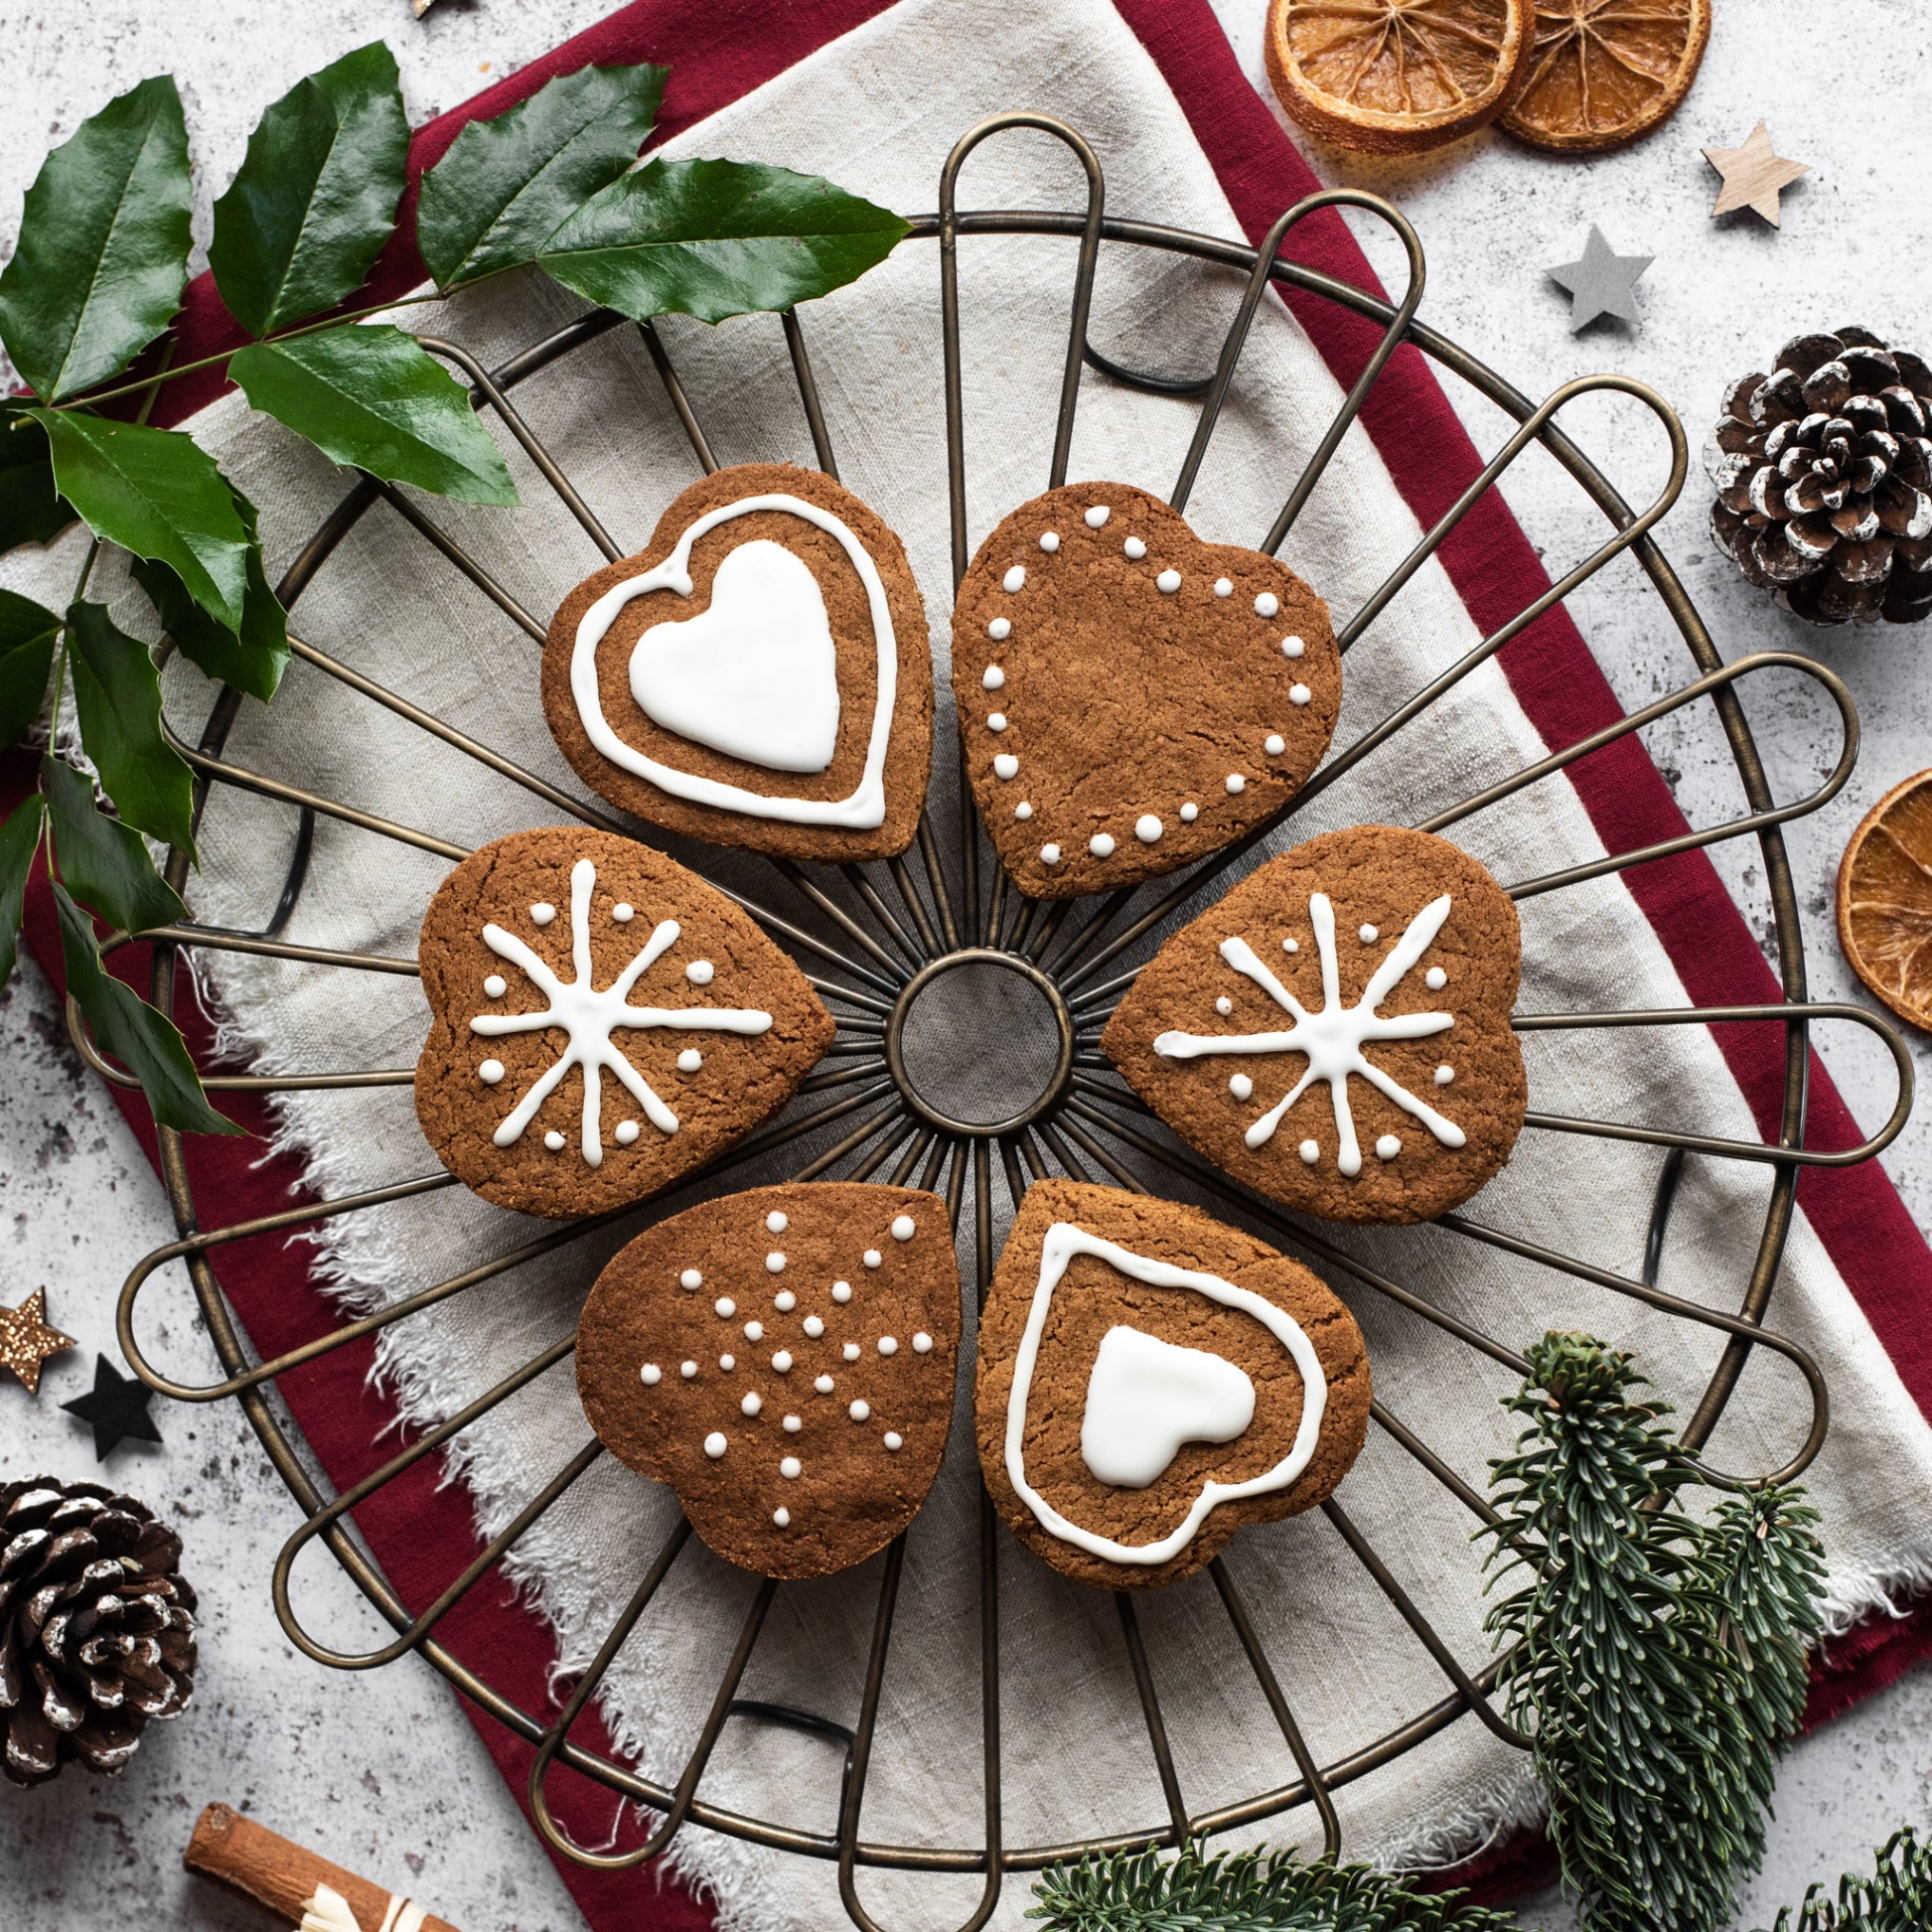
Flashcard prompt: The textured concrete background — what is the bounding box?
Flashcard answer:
[2,2,1929,1927]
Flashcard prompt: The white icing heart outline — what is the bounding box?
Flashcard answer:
[1004,1222,1328,1566]
[571,494,897,827]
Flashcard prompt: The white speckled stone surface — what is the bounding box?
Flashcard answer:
[3,3,1930,1927]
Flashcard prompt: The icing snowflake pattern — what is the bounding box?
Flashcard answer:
[1152,893,1466,1176]
[471,858,774,1166]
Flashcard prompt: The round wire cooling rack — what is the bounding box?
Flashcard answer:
[79,112,1915,1928]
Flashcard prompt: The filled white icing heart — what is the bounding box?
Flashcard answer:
[628,539,840,774]
[1081,1324,1255,1487]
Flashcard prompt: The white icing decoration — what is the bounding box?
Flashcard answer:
[676,1049,701,1074]
[863,1249,883,1269]
[1283,938,1299,954]
[1289,684,1312,706]
[766,1252,786,1272]
[773,1350,793,1372]
[612,903,634,923]
[815,1374,835,1393]
[530,903,555,926]
[1152,894,1466,1177]
[993,753,1019,781]
[849,1400,871,1420]
[781,1456,803,1480]
[1040,844,1061,865]
[1123,537,1146,559]
[883,1432,903,1451]
[773,1507,791,1527]
[680,1268,702,1289]
[641,1363,662,1386]
[704,1432,727,1459]
[742,1392,763,1415]
[1085,506,1111,528]
[783,1413,802,1432]
[543,1130,565,1151]
[1015,802,1033,819]
[715,1297,735,1317]
[571,494,898,826]
[912,1332,933,1353]
[842,1343,860,1362]
[1265,735,1285,756]
[1425,966,1447,990]
[831,1281,852,1303]
[982,666,1005,690]
[1180,802,1199,823]
[1214,578,1234,598]
[1230,1074,1253,1101]
[891,1215,916,1242]
[719,1353,735,1370]
[744,1320,764,1341]
[484,974,507,998]
[615,1119,640,1144]
[1216,996,1233,1016]
[1359,924,1379,943]
[1003,565,1026,592]
[1255,593,1279,618]
[1282,636,1305,658]
[1005,1224,1328,1565]
[775,1289,796,1312]
[1376,1134,1402,1160]
[1226,775,1246,795]
[987,713,1007,732]
[628,539,839,773]
[681,1360,698,1378]
[988,617,1011,641]
[1156,568,1181,594]
[470,861,772,1167]
[1090,833,1115,858]
[1040,532,1061,552]
[1435,1065,1454,1086]
[803,1315,824,1337]
[686,960,714,985]
[1081,1325,1255,1487]
[1135,816,1162,844]
[878,1336,899,1356]
[479,1060,505,1085]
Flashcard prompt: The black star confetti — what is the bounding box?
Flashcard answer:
[1547,226,1653,333]
[61,1355,164,1460]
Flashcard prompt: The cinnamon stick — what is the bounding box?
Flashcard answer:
[185,1803,462,1932]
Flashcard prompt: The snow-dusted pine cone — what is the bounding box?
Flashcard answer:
[1709,327,1932,626]
[0,1478,198,1787]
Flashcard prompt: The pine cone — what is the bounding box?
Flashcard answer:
[0,1477,198,1787]
[1709,326,1932,626]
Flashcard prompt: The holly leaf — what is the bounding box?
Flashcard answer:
[65,599,197,856]
[29,410,250,630]
[131,488,289,703]
[1,407,76,555]
[228,325,520,506]
[536,158,908,325]
[53,878,240,1134]
[0,75,192,402]
[417,61,667,288]
[42,753,186,937]
[0,588,62,749]
[0,795,45,994]
[209,42,409,337]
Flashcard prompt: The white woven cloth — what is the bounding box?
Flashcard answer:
[10,3,1932,1928]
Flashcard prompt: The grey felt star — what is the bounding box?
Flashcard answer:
[1547,226,1653,333]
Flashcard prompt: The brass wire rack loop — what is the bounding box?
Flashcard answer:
[97,110,1912,1923]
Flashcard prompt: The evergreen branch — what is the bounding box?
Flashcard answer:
[1480,1333,1826,1932]
[1757,1829,1932,1929]
[1028,1844,1525,1932]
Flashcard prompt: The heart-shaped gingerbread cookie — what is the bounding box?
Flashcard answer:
[543,462,934,862]
[952,482,1341,899]
[414,827,833,1217]
[976,1180,1369,1589]
[576,1184,961,1579]
[1103,826,1527,1224]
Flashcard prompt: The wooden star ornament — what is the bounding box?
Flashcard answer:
[1548,226,1653,333]
[62,1355,165,1459]
[0,1287,76,1396]
[1703,121,1810,226]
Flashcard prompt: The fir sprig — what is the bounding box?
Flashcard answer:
[1027,1843,1523,1932]
[1757,1829,1932,1930]
[1481,1332,1826,1932]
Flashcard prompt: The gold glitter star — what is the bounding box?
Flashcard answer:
[1702,121,1810,227]
[0,1287,77,1397]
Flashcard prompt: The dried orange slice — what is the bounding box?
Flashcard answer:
[1838,769,1932,1032]
[1500,0,1710,154]
[1264,0,1534,155]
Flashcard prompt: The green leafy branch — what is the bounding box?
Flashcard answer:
[1756,1829,1932,1930]
[0,45,907,1132]
[1481,1332,1826,1932]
